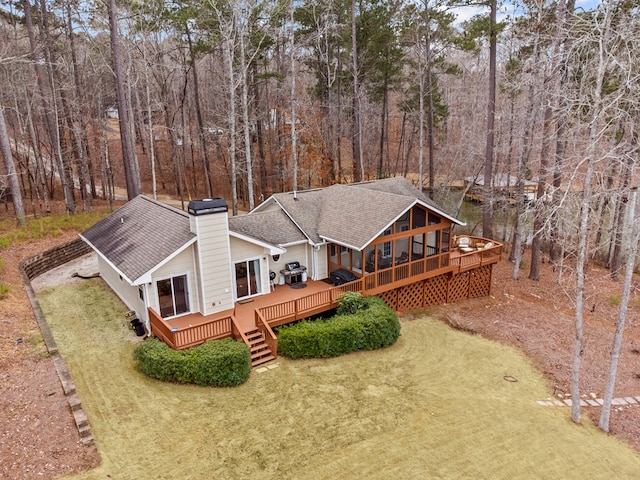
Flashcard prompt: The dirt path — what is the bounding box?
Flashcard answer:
[0,234,101,480]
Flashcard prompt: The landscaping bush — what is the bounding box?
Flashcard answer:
[357,296,402,350]
[337,291,369,315]
[134,337,251,387]
[278,295,400,359]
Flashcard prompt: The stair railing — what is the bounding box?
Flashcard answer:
[255,309,278,359]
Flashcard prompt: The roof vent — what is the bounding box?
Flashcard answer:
[188,197,228,216]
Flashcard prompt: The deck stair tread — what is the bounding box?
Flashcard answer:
[252,354,276,367]
[242,328,276,367]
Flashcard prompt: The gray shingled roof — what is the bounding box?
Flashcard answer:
[246,177,462,251]
[82,179,461,280]
[81,196,195,283]
[268,188,325,243]
[228,209,307,246]
[317,184,415,249]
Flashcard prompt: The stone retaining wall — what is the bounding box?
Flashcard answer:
[20,237,91,280]
[19,237,95,445]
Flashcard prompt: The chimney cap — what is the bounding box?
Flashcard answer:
[188,198,228,216]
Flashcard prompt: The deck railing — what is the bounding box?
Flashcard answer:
[150,236,502,351]
[255,310,278,357]
[362,252,453,292]
[450,237,502,273]
[256,281,362,328]
[148,307,233,350]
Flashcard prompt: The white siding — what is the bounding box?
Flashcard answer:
[230,237,264,261]
[97,256,149,325]
[230,237,270,298]
[148,247,199,317]
[268,244,311,284]
[190,213,234,316]
[314,246,329,280]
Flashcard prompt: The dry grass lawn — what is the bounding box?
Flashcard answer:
[37,279,640,480]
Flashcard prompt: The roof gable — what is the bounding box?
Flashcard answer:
[246,177,463,250]
[81,196,195,283]
[228,209,306,247]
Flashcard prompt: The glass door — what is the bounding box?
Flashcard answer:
[235,259,262,299]
[157,275,189,318]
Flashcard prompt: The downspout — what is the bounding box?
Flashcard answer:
[312,244,321,281]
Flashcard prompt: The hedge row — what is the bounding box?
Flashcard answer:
[133,337,251,387]
[277,295,400,359]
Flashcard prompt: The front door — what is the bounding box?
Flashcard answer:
[235,259,262,299]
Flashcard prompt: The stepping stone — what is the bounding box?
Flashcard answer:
[266,363,279,370]
[596,398,604,405]
[563,399,572,406]
[537,400,551,406]
[553,400,565,406]
[624,397,637,404]
[612,398,627,406]
[587,399,600,407]
[255,367,268,373]
[635,396,640,402]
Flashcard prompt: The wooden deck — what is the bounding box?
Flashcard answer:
[149,237,502,359]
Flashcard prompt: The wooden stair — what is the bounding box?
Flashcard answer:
[244,328,275,367]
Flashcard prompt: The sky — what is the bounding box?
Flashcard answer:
[453,0,602,25]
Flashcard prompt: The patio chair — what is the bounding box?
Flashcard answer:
[456,236,471,249]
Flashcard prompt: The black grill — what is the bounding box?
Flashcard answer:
[285,261,301,271]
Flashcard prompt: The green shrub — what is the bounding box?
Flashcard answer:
[278,296,400,359]
[357,296,402,350]
[277,317,363,358]
[337,291,369,315]
[134,337,251,387]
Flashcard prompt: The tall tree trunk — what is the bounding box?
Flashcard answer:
[107,0,141,200]
[511,7,544,279]
[186,25,212,198]
[253,64,268,199]
[482,0,497,239]
[530,0,568,280]
[570,0,613,423]
[418,27,425,191]
[425,3,435,196]
[599,188,640,432]
[225,35,238,215]
[290,1,298,193]
[23,90,50,213]
[610,153,634,279]
[351,0,362,182]
[378,85,387,179]
[239,22,254,210]
[0,107,26,225]
[550,0,576,263]
[22,0,76,213]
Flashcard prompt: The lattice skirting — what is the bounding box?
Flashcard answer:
[378,289,398,310]
[468,265,492,298]
[424,275,448,306]
[374,264,494,311]
[448,272,470,303]
[396,282,425,312]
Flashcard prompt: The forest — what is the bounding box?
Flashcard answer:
[0,0,639,434]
